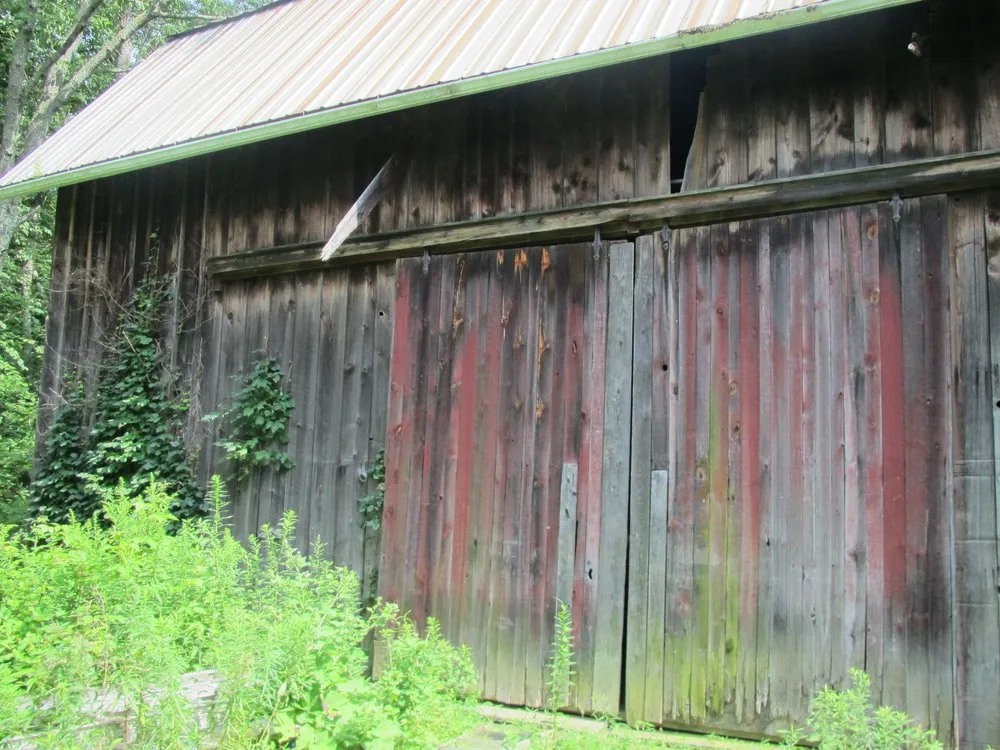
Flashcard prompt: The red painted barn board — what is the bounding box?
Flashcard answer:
[380,241,633,710]
[626,198,961,744]
[379,197,996,747]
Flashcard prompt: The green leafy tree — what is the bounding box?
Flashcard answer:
[0,207,48,522]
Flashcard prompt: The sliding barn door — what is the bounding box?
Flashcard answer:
[625,200,973,745]
[378,241,633,713]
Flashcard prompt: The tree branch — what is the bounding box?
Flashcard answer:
[24,4,163,146]
[0,0,39,176]
[26,0,110,95]
[153,13,225,23]
[11,205,43,236]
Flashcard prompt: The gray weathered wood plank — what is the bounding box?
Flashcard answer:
[754,219,775,721]
[593,240,634,715]
[626,234,654,724]
[259,274,296,532]
[556,463,579,612]
[985,192,1000,634]
[232,280,268,540]
[309,271,350,557]
[899,197,932,728]
[948,192,1000,748]
[646,469,669,723]
[635,59,671,197]
[690,223,713,725]
[362,263,395,602]
[285,272,322,552]
[918,195,956,744]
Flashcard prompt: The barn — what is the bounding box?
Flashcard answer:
[2,0,999,745]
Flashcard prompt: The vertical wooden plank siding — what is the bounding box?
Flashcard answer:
[31,10,1000,747]
[948,194,1000,749]
[624,194,963,741]
[593,241,633,714]
[203,265,393,582]
[626,234,655,724]
[379,242,628,710]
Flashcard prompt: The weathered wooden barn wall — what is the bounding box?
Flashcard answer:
[37,42,674,444]
[682,2,997,188]
[199,265,395,590]
[625,200,959,739]
[378,241,633,713]
[36,50,670,567]
[375,6,1000,747]
[377,204,999,747]
[34,2,1000,747]
[654,6,1000,743]
[40,174,395,583]
[191,53,671,258]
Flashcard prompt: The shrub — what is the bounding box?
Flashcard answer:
[86,278,202,520]
[785,668,943,750]
[25,384,91,524]
[0,478,478,748]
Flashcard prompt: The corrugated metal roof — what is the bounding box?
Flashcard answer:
[0,0,914,199]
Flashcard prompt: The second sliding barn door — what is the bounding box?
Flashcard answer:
[378,241,633,713]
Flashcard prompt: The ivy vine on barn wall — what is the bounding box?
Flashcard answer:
[207,356,295,483]
[358,448,386,531]
[30,276,202,523]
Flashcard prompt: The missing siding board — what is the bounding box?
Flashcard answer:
[669,47,710,193]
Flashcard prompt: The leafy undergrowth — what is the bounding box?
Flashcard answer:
[779,668,944,750]
[0,478,478,748]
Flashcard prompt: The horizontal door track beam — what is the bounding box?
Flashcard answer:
[209,147,1000,281]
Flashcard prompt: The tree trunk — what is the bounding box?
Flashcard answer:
[0,2,37,175]
[0,199,22,264]
[115,8,136,79]
[0,1,38,266]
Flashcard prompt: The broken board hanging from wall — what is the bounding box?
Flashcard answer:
[378,240,634,714]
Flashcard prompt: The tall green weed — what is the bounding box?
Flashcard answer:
[0,478,477,748]
[782,668,943,750]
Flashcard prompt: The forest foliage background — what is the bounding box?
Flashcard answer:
[0,0,270,522]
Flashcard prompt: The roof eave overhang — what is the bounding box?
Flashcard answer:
[0,0,920,202]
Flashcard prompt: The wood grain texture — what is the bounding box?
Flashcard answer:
[948,193,1000,749]
[592,240,633,714]
[31,8,1000,746]
[378,243,623,712]
[619,198,966,742]
[625,234,654,724]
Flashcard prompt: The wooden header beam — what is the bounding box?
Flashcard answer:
[209,148,1000,281]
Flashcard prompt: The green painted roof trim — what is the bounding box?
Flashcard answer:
[0,0,919,201]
